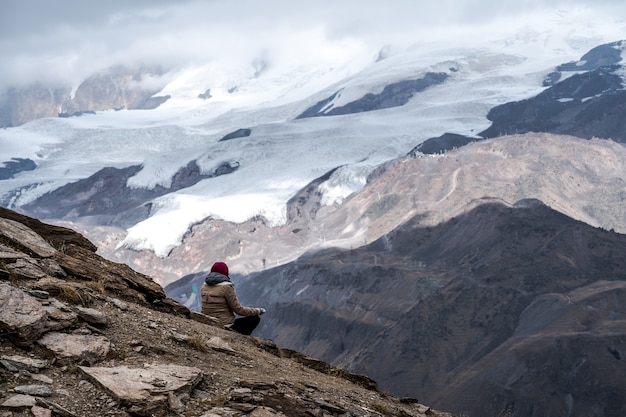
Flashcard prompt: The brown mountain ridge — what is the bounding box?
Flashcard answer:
[237,198,626,417]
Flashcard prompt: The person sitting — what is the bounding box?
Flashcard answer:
[200,261,265,335]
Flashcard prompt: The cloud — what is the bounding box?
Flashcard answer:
[0,0,625,92]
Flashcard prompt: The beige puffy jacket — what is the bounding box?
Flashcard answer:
[200,274,262,325]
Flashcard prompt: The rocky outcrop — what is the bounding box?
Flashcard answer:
[479,65,626,141]
[0,206,449,417]
[408,132,479,155]
[1,66,169,127]
[18,159,240,229]
[544,40,625,86]
[0,158,36,180]
[296,72,448,118]
[220,128,252,141]
[424,40,626,149]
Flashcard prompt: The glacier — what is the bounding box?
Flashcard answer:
[1,6,625,257]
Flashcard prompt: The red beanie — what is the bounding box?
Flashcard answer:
[211,261,229,277]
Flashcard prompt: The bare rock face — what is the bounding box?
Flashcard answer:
[0,282,48,346]
[79,363,203,406]
[0,218,56,258]
[0,355,48,373]
[2,66,169,127]
[38,332,111,366]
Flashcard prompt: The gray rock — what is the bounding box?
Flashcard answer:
[0,282,48,346]
[248,407,285,417]
[42,299,79,332]
[0,218,56,258]
[78,363,203,407]
[27,289,51,299]
[6,257,48,280]
[206,336,235,353]
[111,298,129,311]
[30,374,54,384]
[189,311,221,326]
[31,405,53,417]
[37,332,111,365]
[14,384,52,397]
[314,399,346,414]
[1,394,37,408]
[0,355,48,373]
[75,307,107,326]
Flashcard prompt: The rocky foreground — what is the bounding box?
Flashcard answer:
[0,207,452,417]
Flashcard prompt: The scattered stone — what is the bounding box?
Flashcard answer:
[42,299,79,331]
[229,388,253,403]
[111,298,129,311]
[249,406,286,417]
[30,374,54,384]
[38,332,111,365]
[78,363,203,407]
[229,403,256,413]
[0,355,48,373]
[170,331,190,342]
[189,311,222,327]
[78,379,95,390]
[206,336,235,353]
[31,405,53,417]
[14,384,52,397]
[0,283,48,346]
[75,307,107,326]
[314,399,346,414]
[84,324,105,335]
[28,289,50,299]
[1,394,37,408]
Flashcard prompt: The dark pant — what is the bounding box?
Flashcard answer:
[231,315,260,335]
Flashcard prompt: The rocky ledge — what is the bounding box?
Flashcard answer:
[0,207,450,417]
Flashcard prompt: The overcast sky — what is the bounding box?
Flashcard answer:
[1,0,625,91]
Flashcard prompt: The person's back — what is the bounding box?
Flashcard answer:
[200,261,265,335]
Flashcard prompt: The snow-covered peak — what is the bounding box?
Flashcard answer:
[1,6,625,257]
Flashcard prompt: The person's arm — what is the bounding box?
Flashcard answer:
[223,285,264,317]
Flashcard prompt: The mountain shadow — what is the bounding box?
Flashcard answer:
[233,198,626,417]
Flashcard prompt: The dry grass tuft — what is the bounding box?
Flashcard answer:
[371,402,392,414]
[58,286,90,306]
[84,280,106,294]
[185,336,208,352]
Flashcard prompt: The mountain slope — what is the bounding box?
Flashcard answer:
[234,199,626,417]
[135,132,626,288]
[417,40,626,154]
[0,206,448,417]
